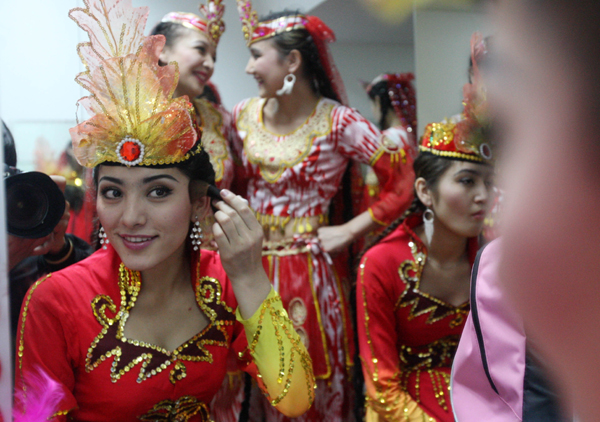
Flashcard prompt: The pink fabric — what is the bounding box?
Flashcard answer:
[451,239,527,422]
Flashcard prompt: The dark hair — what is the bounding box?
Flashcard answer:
[359,153,454,259]
[261,10,340,103]
[2,120,17,167]
[93,146,215,189]
[367,80,392,130]
[150,21,187,50]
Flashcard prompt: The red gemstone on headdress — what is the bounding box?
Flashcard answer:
[120,141,141,162]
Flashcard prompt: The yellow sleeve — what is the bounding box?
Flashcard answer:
[236,288,316,417]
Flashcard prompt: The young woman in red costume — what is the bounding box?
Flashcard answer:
[357,66,494,420]
[231,2,416,421]
[13,1,315,421]
[150,8,248,420]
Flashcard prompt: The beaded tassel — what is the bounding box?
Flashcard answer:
[99,226,109,250]
[191,216,203,251]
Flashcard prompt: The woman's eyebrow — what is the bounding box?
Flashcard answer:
[142,174,180,184]
[98,176,123,185]
[454,169,481,176]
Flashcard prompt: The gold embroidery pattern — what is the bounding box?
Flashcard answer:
[194,98,228,183]
[17,274,52,401]
[255,211,328,235]
[241,294,316,407]
[238,98,334,183]
[399,336,460,411]
[395,240,469,326]
[86,263,236,384]
[370,135,408,166]
[139,396,212,421]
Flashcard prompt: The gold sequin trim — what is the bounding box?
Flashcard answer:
[51,408,76,419]
[395,240,469,326]
[418,145,484,163]
[238,98,334,183]
[255,211,328,237]
[17,274,52,401]
[86,262,235,384]
[242,294,316,407]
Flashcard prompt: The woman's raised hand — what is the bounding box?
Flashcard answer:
[212,189,271,318]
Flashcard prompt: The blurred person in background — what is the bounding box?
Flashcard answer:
[487,0,600,420]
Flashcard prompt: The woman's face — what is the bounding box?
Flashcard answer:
[160,28,216,99]
[96,165,198,273]
[245,39,289,98]
[423,160,494,239]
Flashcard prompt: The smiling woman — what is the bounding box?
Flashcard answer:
[12,0,315,421]
[151,6,236,192]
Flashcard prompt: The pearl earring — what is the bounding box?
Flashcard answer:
[191,216,203,251]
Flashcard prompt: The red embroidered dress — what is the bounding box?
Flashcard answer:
[15,247,314,421]
[232,96,415,421]
[357,215,477,421]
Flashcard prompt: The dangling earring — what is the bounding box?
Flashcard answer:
[423,208,434,245]
[191,216,203,251]
[276,74,296,96]
[99,226,109,250]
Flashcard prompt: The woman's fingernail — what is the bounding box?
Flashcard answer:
[221,189,231,198]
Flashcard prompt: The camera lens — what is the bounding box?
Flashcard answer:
[6,181,49,230]
[5,171,65,238]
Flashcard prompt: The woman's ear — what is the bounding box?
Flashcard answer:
[189,181,211,222]
[414,177,433,208]
[287,49,302,74]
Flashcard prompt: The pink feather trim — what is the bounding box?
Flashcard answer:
[14,367,65,422]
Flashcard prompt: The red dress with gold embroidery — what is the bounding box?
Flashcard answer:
[232,97,415,421]
[14,246,313,421]
[357,215,477,421]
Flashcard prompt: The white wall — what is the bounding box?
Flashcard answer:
[331,42,414,120]
[414,8,490,136]
[0,0,327,171]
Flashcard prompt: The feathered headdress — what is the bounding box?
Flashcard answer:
[235,0,348,105]
[69,0,201,168]
[419,32,492,163]
[161,0,225,46]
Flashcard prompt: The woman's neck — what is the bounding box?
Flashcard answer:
[386,110,402,129]
[139,245,191,296]
[264,77,320,130]
[417,220,469,265]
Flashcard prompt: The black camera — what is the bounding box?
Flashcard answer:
[4,165,66,239]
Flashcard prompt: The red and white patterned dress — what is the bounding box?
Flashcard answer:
[231,96,415,421]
